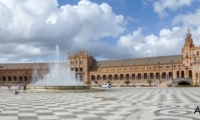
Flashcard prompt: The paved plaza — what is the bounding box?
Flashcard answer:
[0,87,200,120]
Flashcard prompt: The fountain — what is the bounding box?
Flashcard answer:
[28,45,91,91]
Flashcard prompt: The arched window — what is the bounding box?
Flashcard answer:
[80,68,83,72]
[75,68,78,72]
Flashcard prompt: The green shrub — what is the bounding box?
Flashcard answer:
[124,80,130,86]
[94,80,98,84]
[147,79,152,86]
[106,81,111,83]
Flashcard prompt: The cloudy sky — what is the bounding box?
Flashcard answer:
[0,0,200,63]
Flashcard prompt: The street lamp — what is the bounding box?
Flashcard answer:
[178,65,181,78]
[171,60,174,87]
[158,62,161,83]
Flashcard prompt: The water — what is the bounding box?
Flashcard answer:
[32,45,84,86]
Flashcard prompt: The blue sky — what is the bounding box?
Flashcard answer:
[0,0,200,62]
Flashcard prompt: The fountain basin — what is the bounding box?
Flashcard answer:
[28,85,91,90]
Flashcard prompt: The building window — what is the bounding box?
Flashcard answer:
[173,65,176,68]
[141,67,145,70]
[197,52,199,56]
[186,54,188,58]
[166,66,170,68]
[80,68,83,72]
[134,68,138,70]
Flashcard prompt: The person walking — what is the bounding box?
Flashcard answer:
[8,84,11,90]
[23,83,27,93]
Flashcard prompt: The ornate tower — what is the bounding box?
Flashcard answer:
[67,50,95,83]
[182,29,195,66]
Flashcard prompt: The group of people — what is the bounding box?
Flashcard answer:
[14,83,27,95]
[0,83,27,95]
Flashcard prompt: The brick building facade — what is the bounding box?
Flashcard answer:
[0,31,200,85]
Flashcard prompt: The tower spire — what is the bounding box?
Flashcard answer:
[184,29,194,47]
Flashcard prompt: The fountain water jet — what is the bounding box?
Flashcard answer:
[28,45,90,91]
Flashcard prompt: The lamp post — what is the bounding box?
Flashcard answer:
[171,60,174,87]
[178,65,181,78]
[158,62,161,83]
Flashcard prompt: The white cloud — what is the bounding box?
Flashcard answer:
[172,8,200,45]
[1,0,200,62]
[152,0,194,18]
[0,0,126,62]
[103,26,188,59]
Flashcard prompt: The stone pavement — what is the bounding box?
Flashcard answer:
[0,87,200,120]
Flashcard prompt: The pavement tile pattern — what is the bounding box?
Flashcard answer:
[0,88,200,120]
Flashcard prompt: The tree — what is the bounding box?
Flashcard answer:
[94,80,98,84]
[147,79,152,87]
[106,81,111,83]
[124,80,130,86]
[0,81,4,86]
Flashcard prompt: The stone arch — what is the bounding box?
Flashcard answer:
[97,75,101,80]
[156,72,159,79]
[138,73,141,79]
[114,74,118,80]
[2,76,6,81]
[162,72,166,79]
[177,71,180,78]
[80,67,83,72]
[181,71,184,78]
[103,75,106,80]
[150,73,154,79]
[24,76,28,81]
[108,74,112,80]
[177,81,191,85]
[125,74,129,80]
[120,74,123,80]
[189,70,192,78]
[132,74,136,80]
[8,76,11,81]
[91,75,95,81]
[144,73,147,79]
